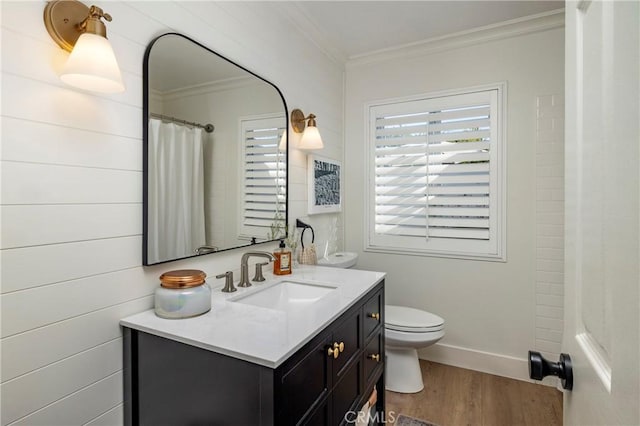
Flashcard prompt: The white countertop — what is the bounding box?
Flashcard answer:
[120,265,385,368]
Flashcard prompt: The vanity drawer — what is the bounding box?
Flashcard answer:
[363,332,383,384]
[363,290,383,339]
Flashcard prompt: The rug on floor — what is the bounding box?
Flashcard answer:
[395,414,439,426]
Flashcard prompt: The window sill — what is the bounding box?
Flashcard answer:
[363,245,506,262]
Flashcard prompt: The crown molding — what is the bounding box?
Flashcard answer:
[157,75,258,101]
[347,8,565,69]
[274,2,349,67]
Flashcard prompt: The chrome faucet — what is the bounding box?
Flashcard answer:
[239,251,275,287]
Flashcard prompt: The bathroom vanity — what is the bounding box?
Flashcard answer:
[121,266,385,425]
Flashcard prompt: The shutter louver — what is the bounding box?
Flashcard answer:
[241,116,286,239]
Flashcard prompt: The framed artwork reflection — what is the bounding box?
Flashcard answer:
[308,155,341,214]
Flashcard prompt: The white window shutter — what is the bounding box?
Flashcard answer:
[373,110,429,239]
[426,104,491,240]
[239,115,286,240]
[368,87,503,259]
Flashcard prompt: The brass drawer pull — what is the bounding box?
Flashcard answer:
[368,312,380,321]
[328,342,344,359]
[368,353,380,362]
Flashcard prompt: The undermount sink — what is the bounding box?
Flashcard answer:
[231,281,337,310]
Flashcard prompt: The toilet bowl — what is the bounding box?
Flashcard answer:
[315,252,445,393]
[385,305,444,393]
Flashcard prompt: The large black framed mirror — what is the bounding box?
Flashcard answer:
[143,33,288,265]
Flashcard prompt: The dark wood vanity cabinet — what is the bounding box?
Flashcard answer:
[123,280,385,426]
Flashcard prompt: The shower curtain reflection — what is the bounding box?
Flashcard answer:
[148,118,206,263]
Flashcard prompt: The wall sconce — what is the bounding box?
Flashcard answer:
[291,109,324,150]
[44,0,125,93]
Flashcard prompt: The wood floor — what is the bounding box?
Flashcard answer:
[385,360,563,426]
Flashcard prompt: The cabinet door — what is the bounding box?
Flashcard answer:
[302,398,330,426]
[278,334,331,425]
[332,359,363,426]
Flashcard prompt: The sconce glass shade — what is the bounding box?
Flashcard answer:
[299,126,324,150]
[60,33,125,93]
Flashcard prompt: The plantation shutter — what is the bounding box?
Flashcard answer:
[239,115,286,239]
[426,103,491,240]
[374,110,430,238]
[368,88,502,258]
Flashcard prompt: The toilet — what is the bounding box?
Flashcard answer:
[385,305,444,393]
[318,251,445,393]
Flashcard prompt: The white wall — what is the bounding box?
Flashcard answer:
[0,1,343,424]
[345,13,564,381]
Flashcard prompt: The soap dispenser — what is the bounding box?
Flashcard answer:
[273,240,292,275]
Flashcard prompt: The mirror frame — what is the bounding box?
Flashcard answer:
[142,33,289,266]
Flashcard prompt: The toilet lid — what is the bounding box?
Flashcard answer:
[385,305,444,332]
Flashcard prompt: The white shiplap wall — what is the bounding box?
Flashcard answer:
[0,1,344,424]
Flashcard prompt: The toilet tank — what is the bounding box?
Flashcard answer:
[317,252,358,269]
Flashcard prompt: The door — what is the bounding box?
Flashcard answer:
[563,1,639,424]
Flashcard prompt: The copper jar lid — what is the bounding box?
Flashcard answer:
[159,269,207,289]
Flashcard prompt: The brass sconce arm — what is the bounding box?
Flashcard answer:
[291,109,317,133]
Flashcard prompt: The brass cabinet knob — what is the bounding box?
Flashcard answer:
[368,353,380,362]
[328,342,345,359]
[327,346,339,359]
[368,312,380,321]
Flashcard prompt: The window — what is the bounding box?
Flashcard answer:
[366,85,505,260]
[239,115,287,240]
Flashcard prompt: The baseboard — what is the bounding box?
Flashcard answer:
[418,343,559,387]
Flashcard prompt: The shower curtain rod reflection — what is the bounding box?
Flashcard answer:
[150,113,215,133]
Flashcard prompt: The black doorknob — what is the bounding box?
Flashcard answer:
[528,350,573,390]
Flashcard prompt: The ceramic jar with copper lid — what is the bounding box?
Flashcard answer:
[154,269,211,319]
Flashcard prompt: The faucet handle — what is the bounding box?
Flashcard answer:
[253,262,268,282]
[216,271,236,293]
